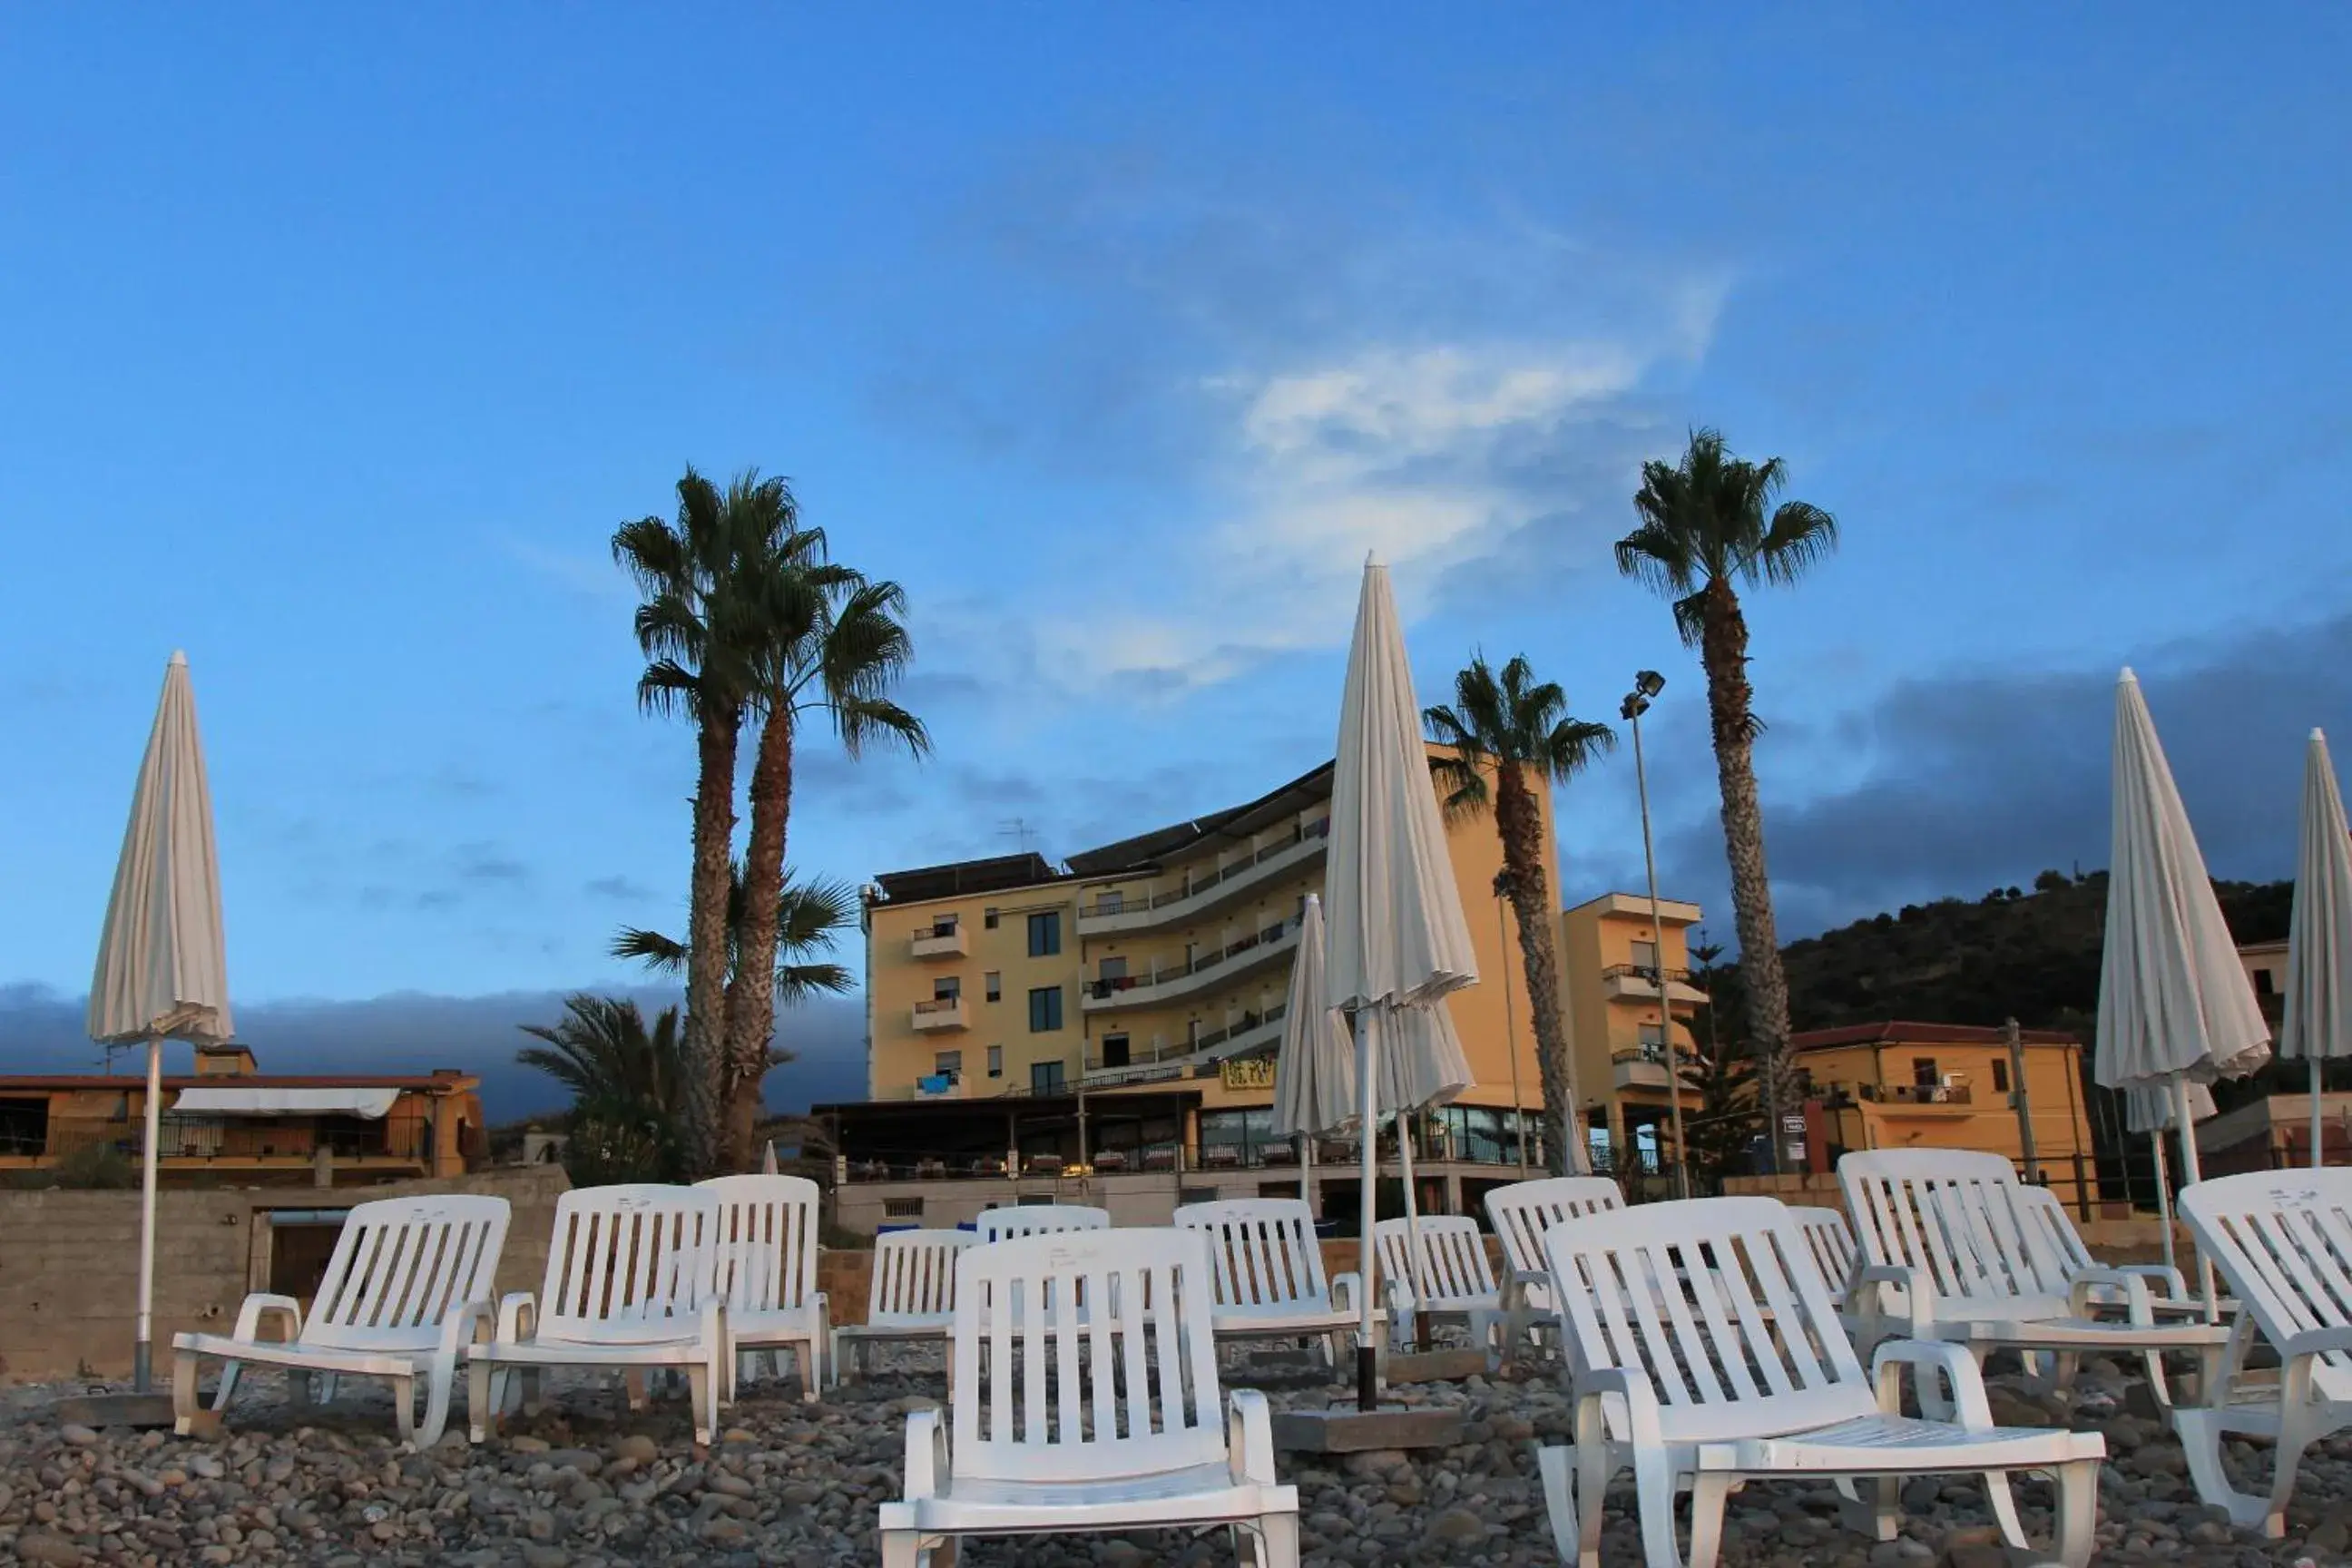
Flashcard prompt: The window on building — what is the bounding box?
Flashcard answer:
[1991,1057,2010,1093]
[1029,985,1063,1032]
[1636,1021,1667,1054]
[985,971,1001,1002]
[928,914,959,936]
[934,1050,963,1076]
[1098,954,1128,981]
[984,907,999,928]
[1629,939,1659,974]
[933,975,961,1001]
[1102,1034,1131,1069]
[987,1044,1004,1078]
[2256,966,2277,996]
[1913,1057,1940,1089]
[1031,1060,1066,1094]
[1028,910,1061,956]
[884,1197,924,1219]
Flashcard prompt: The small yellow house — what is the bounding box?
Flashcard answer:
[0,1044,483,1188]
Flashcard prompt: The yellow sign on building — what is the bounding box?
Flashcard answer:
[1220,1057,1277,1092]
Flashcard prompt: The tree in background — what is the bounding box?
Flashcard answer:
[727,514,926,1171]
[1426,653,1614,1175]
[615,866,857,1164]
[517,995,687,1184]
[1616,429,1838,1137]
[612,469,772,1177]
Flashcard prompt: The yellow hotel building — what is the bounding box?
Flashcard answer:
[1558,891,1709,1176]
[832,746,1589,1231]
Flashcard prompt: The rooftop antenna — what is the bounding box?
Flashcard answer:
[1000,818,1039,856]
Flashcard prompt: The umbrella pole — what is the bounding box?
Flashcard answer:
[1398,1111,1427,1347]
[1301,1133,1317,1219]
[135,1034,162,1392]
[1355,1009,1378,1412]
[2316,1059,2327,1171]
[2150,1131,2177,1283]
[2171,1076,2219,1320]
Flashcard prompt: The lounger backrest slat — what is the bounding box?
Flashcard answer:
[1544,1196,1874,1446]
[1483,1177,1626,1283]
[975,1204,1111,1244]
[2183,1171,2352,1402]
[950,1228,1225,1483]
[541,1185,718,1344]
[1173,1199,1327,1308]
[1786,1205,1860,1298]
[303,1196,512,1349]
[1373,1215,1498,1306]
[867,1229,976,1328]
[1838,1149,2072,1318]
[696,1174,822,1314]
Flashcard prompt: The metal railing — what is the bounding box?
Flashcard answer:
[1599,964,1695,985]
[1085,916,1300,999]
[1075,818,1332,919]
[7,1119,427,1162]
[1857,1083,1973,1105]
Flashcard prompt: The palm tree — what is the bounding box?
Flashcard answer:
[612,865,856,1007]
[611,467,771,1178]
[724,523,927,1171]
[517,995,686,1182]
[1426,654,1614,1175]
[1615,428,1838,1133]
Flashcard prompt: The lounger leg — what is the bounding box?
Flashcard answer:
[212,1358,241,1412]
[172,1348,202,1436]
[1538,1444,1589,1567]
[316,1374,339,1405]
[799,1339,819,1404]
[686,1361,715,1446]
[390,1371,417,1449]
[1834,1475,1898,1541]
[1684,1473,1733,1568]
[467,1357,497,1443]
[1253,1509,1300,1568]
[417,1362,455,1451]
[286,1370,313,1411]
[623,1368,650,1410]
[1984,1471,2028,1549]
[879,1528,920,1568]
[2051,1457,2100,1568]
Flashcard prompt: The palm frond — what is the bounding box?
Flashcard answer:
[1752,500,1839,587]
[774,961,855,1005]
[611,926,689,975]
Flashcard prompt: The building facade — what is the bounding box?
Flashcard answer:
[0,1044,484,1188]
[1790,1021,2098,1209]
[1558,891,1708,1174]
[841,747,1564,1230]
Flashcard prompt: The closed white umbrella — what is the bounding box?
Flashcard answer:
[1272,894,1356,1217]
[88,652,234,1393]
[1366,999,1475,1313]
[1323,557,1479,1408]
[2094,668,2270,1313]
[2282,730,2352,1168]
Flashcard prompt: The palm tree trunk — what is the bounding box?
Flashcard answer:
[681,701,741,1179]
[1495,762,1592,1176]
[1697,584,1797,1126]
[723,710,794,1171]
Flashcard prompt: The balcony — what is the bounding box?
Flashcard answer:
[1598,964,1710,1006]
[1076,818,1331,936]
[1082,1003,1290,1086]
[1080,916,1303,1013]
[1611,1045,1690,1093]
[1859,1083,1973,1109]
[911,997,968,1033]
[909,921,968,959]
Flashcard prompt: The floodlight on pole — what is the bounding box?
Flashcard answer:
[1622,670,1688,1199]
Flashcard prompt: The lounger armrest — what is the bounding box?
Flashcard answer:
[1850,1263,1931,1334]
[2277,1324,2352,1363]
[439,1298,496,1364]
[2069,1267,2156,1324]
[1873,1338,1994,1431]
[2115,1263,2190,1302]
[902,1406,946,1501]
[495,1291,537,1346]
[230,1293,304,1347]
[1228,1387,1278,1486]
[1573,1366,1661,1450]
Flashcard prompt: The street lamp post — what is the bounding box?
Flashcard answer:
[1622,670,1688,1199]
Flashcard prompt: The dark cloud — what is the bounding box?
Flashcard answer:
[1639,612,2352,946]
[583,875,655,902]
[0,982,865,1122]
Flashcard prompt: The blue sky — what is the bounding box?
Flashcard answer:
[4,7,2348,1105]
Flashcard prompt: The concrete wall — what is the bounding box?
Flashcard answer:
[0,1166,567,1384]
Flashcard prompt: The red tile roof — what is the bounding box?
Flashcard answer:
[1789,1021,2079,1051]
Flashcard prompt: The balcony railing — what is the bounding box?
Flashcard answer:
[1081,1003,1292,1083]
[1858,1083,1973,1106]
[1078,818,1331,929]
[1600,964,1694,985]
[909,921,968,958]
[1083,917,1301,1003]
[5,1119,427,1162]
[912,997,968,1032]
